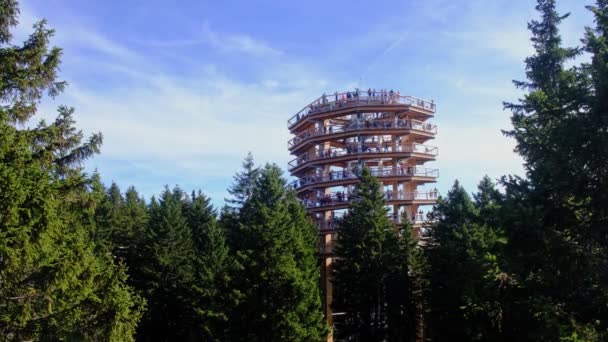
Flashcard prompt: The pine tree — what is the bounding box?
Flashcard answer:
[474,176,502,227]
[230,164,328,341]
[332,168,412,341]
[226,152,260,209]
[400,220,429,342]
[137,186,195,341]
[580,0,608,279]
[122,186,149,270]
[501,0,608,339]
[186,190,237,341]
[94,181,129,256]
[223,152,261,249]
[0,1,143,339]
[425,180,509,341]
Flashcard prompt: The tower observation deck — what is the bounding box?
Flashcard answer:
[287,89,439,334]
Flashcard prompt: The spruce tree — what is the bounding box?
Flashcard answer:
[230,164,328,341]
[137,187,195,341]
[502,0,608,339]
[401,220,429,342]
[425,180,508,341]
[121,186,149,271]
[186,190,237,341]
[332,168,412,341]
[226,152,260,209]
[580,0,608,274]
[223,152,261,249]
[94,181,128,255]
[0,1,143,339]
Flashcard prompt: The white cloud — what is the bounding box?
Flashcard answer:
[138,22,282,58]
[23,0,590,204]
[444,28,533,62]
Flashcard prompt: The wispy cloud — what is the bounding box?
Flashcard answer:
[21,0,593,205]
[19,9,329,204]
[138,23,282,57]
[443,28,533,62]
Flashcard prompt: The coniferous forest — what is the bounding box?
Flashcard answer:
[2,0,608,341]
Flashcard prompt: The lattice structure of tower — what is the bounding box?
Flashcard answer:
[287,90,439,334]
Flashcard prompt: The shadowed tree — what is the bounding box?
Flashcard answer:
[0,1,144,339]
[333,168,418,342]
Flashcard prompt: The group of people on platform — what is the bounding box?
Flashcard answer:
[291,117,435,147]
[294,88,403,122]
[319,209,429,231]
[294,140,435,167]
[304,187,439,209]
[294,165,436,189]
[383,188,439,201]
[305,191,350,208]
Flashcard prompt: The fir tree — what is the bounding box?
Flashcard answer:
[580,0,608,272]
[230,164,328,341]
[137,187,195,341]
[501,0,608,338]
[223,152,261,249]
[332,168,412,341]
[121,185,149,271]
[94,181,128,255]
[0,1,143,339]
[425,180,508,341]
[226,152,260,209]
[186,190,237,341]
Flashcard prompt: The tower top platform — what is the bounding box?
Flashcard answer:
[287,90,436,131]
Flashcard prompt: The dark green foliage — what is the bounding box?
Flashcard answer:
[229,164,328,341]
[136,187,196,341]
[425,180,508,341]
[421,1,608,340]
[332,168,420,342]
[0,1,144,339]
[186,190,236,341]
[226,152,260,209]
[222,152,261,249]
[498,0,608,339]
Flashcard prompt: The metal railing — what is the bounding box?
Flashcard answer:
[318,213,427,231]
[288,143,438,171]
[290,167,439,189]
[288,118,437,149]
[303,190,439,209]
[288,91,437,126]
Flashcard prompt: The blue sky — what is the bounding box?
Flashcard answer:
[17,0,593,208]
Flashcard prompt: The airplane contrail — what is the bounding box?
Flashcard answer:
[358,33,408,86]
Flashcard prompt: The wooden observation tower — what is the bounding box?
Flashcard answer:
[287,89,438,337]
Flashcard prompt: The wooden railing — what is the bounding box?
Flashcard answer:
[288,118,437,149]
[318,213,428,232]
[288,143,438,171]
[303,190,439,209]
[287,91,436,126]
[290,167,439,189]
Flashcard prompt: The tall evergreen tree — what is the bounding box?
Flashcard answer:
[121,186,149,271]
[94,181,129,256]
[502,0,608,339]
[186,190,237,341]
[225,152,260,209]
[425,180,508,341]
[332,168,414,341]
[137,187,195,341]
[0,1,143,339]
[401,220,429,342]
[230,164,328,341]
[223,152,261,249]
[580,0,608,263]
